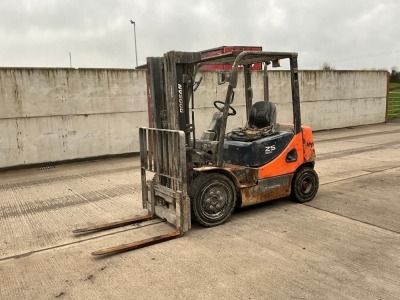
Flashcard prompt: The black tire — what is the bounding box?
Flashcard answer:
[291,167,319,203]
[189,173,236,227]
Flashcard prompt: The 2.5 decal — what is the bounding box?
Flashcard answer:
[265,145,276,154]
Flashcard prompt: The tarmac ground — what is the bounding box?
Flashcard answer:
[0,122,400,299]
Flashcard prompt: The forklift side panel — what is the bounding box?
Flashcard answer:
[223,132,293,167]
[302,125,316,162]
[258,132,304,179]
[240,174,293,207]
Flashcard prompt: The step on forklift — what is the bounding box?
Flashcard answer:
[74,50,319,255]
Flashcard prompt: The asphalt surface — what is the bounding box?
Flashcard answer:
[0,122,399,299]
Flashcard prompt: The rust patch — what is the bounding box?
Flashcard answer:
[225,164,258,184]
[240,174,293,207]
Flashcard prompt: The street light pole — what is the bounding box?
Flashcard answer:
[130,20,138,68]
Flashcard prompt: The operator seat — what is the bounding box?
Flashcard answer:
[248,101,277,129]
[226,101,278,142]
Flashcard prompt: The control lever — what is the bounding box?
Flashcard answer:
[193,77,203,91]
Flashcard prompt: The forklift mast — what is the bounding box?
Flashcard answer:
[146,52,201,139]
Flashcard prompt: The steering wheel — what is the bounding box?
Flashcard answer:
[213,101,236,116]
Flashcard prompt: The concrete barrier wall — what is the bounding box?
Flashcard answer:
[0,68,148,168]
[0,68,387,168]
[298,71,387,129]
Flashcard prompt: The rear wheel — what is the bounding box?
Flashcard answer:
[189,173,236,227]
[291,167,319,203]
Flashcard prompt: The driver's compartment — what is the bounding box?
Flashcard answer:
[192,51,300,168]
[198,99,294,168]
[223,100,293,167]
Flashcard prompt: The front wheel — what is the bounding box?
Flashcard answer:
[189,173,236,227]
[291,167,319,203]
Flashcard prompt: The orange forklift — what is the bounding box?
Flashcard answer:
[74,50,319,255]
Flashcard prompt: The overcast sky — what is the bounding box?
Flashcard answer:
[0,0,399,70]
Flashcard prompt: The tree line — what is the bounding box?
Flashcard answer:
[390,67,400,83]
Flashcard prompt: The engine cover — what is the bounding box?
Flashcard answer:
[223,131,293,167]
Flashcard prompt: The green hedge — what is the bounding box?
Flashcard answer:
[388,85,400,119]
